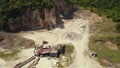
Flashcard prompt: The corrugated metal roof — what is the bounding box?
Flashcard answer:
[37,48,52,54]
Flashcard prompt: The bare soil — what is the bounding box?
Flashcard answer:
[0,10,104,68]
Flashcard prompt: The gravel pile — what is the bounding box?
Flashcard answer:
[66,32,82,40]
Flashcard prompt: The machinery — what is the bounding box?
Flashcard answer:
[34,45,53,57]
[34,41,66,58]
[14,41,66,68]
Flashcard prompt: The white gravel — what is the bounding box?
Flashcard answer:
[0,18,103,68]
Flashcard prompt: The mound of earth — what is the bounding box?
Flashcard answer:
[66,32,82,40]
[0,32,35,50]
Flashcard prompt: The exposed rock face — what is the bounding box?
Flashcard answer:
[54,0,75,19]
[4,0,75,32]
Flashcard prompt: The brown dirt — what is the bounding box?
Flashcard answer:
[0,32,35,49]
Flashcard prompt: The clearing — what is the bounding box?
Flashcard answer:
[0,10,103,68]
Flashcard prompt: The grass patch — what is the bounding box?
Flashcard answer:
[90,37,120,63]
[0,50,20,60]
[56,43,74,54]
[65,43,74,54]
[89,16,120,64]
[57,43,74,68]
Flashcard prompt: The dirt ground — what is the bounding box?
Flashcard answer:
[0,10,104,68]
[21,18,103,68]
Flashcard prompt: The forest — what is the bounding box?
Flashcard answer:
[0,0,55,31]
[0,0,120,31]
[0,0,120,67]
[0,0,75,32]
[77,0,120,31]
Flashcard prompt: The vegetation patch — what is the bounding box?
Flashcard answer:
[56,43,74,68]
[65,43,74,54]
[0,50,20,60]
[77,0,120,32]
[89,16,120,66]
[0,32,35,60]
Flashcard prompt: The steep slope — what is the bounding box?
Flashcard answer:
[2,0,75,32]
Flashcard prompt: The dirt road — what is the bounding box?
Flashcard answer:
[21,18,103,68]
[0,16,103,68]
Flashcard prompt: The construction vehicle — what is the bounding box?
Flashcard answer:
[14,41,66,68]
[34,41,66,58]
